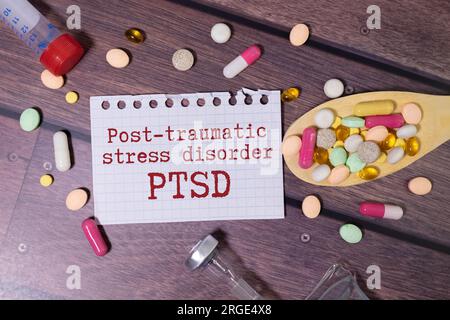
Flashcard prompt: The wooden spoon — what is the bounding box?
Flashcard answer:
[284,91,450,187]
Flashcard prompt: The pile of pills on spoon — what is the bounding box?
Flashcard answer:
[283,100,423,185]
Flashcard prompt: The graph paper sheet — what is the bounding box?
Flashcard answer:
[90,88,284,225]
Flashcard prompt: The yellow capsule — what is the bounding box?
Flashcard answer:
[358,166,380,180]
[281,87,300,102]
[375,152,387,163]
[125,28,146,43]
[394,138,406,150]
[331,116,342,129]
[353,100,395,117]
[313,147,329,164]
[349,127,360,135]
[335,125,350,141]
[360,130,368,140]
[333,140,344,148]
[380,133,396,150]
[405,137,420,156]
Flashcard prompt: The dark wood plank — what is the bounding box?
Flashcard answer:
[0,0,449,299]
[192,0,450,83]
[0,126,449,299]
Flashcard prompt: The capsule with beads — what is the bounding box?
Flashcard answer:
[281,87,300,102]
[313,147,329,164]
[335,125,350,141]
[380,133,396,150]
[405,137,420,156]
[358,166,379,180]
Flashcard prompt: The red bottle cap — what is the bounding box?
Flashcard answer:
[39,33,84,76]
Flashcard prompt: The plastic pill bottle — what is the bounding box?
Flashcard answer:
[0,0,84,75]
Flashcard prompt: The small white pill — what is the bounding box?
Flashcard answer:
[211,23,232,44]
[53,131,71,172]
[314,108,335,128]
[344,134,363,153]
[396,124,417,139]
[323,78,344,98]
[387,147,404,164]
[312,164,331,182]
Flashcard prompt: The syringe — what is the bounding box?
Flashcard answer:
[0,0,84,75]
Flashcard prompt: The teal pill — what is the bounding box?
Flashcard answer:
[330,147,348,166]
[339,224,363,244]
[342,116,365,128]
[20,108,40,132]
[346,153,366,172]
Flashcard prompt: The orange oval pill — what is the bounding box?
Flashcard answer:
[289,24,309,46]
[365,125,388,142]
[328,165,350,185]
[282,135,302,157]
[408,177,432,195]
[401,103,422,125]
[301,195,321,218]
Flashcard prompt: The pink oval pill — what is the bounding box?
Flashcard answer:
[328,165,350,185]
[82,218,109,256]
[401,103,422,124]
[365,125,388,142]
[298,127,316,169]
[359,202,403,220]
[365,114,405,129]
[282,135,302,157]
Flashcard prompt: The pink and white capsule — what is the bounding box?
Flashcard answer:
[298,127,317,169]
[223,44,262,78]
[359,202,403,220]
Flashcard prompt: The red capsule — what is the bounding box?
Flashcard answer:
[359,202,403,220]
[82,218,109,256]
[298,127,317,169]
[364,114,405,129]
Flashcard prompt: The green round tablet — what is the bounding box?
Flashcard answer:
[346,153,366,173]
[339,224,363,244]
[330,147,348,166]
[20,108,40,132]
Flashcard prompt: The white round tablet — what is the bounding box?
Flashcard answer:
[211,23,232,44]
[314,108,335,128]
[344,134,363,153]
[324,78,344,99]
[312,164,331,182]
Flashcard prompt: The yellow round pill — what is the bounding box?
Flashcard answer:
[375,152,387,163]
[65,91,79,104]
[331,116,342,129]
[40,174,53,187]
[349,128,360,135]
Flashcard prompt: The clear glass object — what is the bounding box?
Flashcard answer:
[0,0,84,75]
[186,234,263,300]
[306,263,369,300]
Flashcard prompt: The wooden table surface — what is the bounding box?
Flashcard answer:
[0,0,449,299]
